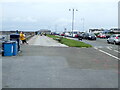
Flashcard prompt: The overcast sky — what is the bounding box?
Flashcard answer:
[0,0,119,32]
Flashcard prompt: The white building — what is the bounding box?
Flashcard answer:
[110,28,120,33]
[89,29,105,33]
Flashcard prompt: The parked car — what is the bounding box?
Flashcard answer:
[59,33,65,36]
[78,33,83,40]
[82,33,96,40]
[107,34,120,45]
[105,34,111,38]
[64,32,70,37]
[67,33,72,37]
[55,32,60,35]
[68,30,80,38]
[97,33,111,38]
[97,33,106,38]
[74,34,79,38]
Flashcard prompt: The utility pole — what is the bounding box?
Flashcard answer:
[64,28,67,32]
[69,9,78,37]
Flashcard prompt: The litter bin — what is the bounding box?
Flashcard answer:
[2,41,14,56]
[10,34,20,51]
[13,41,18,56]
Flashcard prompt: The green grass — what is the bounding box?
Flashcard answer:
[47,34,58,40]
[47,35,92,48]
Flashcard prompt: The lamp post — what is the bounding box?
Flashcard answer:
[64,28,67,32]
[69,9,78,37]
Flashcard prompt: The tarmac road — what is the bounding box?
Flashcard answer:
[66,37,119,48]
[2,35,118,88]
[66,37,119,60]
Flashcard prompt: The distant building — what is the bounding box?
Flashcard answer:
[89,28,120,34]
[110,28,120,33]
[38,29,51,34]
[102,30,112,34]
[0,30,35,35]
[89,29,105,33]
[1,31,16,35]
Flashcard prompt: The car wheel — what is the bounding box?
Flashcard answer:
[107,40,110,44]
[114,41,117,45]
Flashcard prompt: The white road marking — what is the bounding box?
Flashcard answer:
[94,46,113,49]
[94,47,120,60]
[107,46,112,48]
[95,46,119,54]
[98,49,120,60]
[107,47,120,53]
[114,50,120,53]
[107,47,112,50]
[97,46,103,48]
[94,47,98,50]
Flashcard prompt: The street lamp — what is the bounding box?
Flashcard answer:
[69,9,78,37]
[64,28,67,32]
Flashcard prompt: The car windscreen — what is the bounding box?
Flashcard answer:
[73,32,78,34]
[118,35,120,38]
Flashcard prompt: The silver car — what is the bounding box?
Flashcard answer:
[107,34,120,45]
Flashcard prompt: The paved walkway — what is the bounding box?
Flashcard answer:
[28,35,68,47]
[2,46,118,88]
[2,35,118,88]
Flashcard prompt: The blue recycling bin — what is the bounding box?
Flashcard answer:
[3,41,14,56]
[10,34,20,51]
[13,41,18,56]
[2,41,18,56]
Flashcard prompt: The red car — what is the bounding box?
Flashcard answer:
[60,33,65,36]
[75,34,79,38]
[97,34,106,38]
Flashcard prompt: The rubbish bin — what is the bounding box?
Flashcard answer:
[13,41,18,56]
[10,34,20,51]
[2,41,14,56]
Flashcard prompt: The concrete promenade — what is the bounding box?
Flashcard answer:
[28,35,68,47]
[2,35,118,88]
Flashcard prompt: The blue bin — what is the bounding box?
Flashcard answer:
[10,34,20,51]
[3,41,14,56]
[13,41,18,56]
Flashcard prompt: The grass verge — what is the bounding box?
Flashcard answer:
[47,35,92,48]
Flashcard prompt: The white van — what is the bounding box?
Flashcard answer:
[64,32,70,37]
[70,30,80,38]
